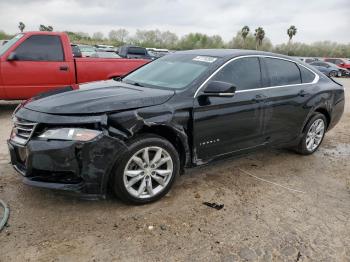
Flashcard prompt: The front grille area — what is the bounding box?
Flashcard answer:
[11,117,38,145]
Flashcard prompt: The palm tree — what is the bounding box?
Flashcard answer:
[254,27,265,50]
[39,25,53,32]
[18,22,25,32]
[241,26,250,48]
[287,25,297,43]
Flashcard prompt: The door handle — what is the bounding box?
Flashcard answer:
[298,90,310,97]
[59,65,69,71]
[252,94,266,102]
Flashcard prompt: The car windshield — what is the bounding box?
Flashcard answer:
[123,54,216,89]
[0,34,24,56]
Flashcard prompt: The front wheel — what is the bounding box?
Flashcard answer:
[112,134,180,204]
[296,113,327,155]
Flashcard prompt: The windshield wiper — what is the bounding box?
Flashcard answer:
[113,76,123,82]
[122,79,145,87]
[132,82,144,87]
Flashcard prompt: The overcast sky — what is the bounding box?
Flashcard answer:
[0,0,349,44]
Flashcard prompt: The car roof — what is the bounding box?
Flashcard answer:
[174,49,297,60]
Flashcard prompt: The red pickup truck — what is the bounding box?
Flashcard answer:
[0,31,149,100]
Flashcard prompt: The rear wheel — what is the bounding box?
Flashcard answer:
[112,134,179,204]
[296,113,327,155]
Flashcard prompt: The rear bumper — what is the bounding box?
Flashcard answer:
[7,134,128,198]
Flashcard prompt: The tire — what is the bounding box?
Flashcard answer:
[329,71,337,77]
[296,113,327,155]
[112,134,180,204]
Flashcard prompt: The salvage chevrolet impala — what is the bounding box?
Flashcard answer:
[8,50,345,204]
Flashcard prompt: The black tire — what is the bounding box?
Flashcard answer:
[329,71,337,77]
[296,113,327,155]
[112,134,180,204]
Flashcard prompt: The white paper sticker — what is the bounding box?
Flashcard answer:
[193,56,217,63]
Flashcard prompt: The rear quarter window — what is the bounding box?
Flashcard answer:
[298,65,316,83]
[263,57,301,86]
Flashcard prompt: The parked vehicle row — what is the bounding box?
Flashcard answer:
[0,32,149,100]
[310,61,349,77]
[146,48,170,59]
[298,57,350,77]
[117,45,153,60]
[7,50,345,203]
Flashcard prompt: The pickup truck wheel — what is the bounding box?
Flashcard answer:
[112,134,179,204]
[296,113,327,155]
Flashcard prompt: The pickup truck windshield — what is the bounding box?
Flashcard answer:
[0,34,24,56]
[123,54,216,89]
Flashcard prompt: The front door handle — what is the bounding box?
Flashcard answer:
[59,65,69,71]
[252,94,266,102]
[298,90,310,97]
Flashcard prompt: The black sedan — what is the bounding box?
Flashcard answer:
[8,50,345,204]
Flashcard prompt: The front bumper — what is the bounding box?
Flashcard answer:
[7,134,128,198]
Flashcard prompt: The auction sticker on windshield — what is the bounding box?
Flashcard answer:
[193,56,217,63]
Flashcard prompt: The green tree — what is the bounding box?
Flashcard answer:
[178,33,224,50]
[18,22,25,32]
[109,29,129,44]
[0,30,13,40]
[254,27,265,50]
[92,32,104,40]
[228,31,272,51]
[241,26,250,48]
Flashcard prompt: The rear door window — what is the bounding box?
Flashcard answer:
[14,35,64,61]
[263,57,301,86]
[210,57,261,91]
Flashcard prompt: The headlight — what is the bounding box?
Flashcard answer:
[38,128,102,142]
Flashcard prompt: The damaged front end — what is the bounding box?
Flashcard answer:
[7,107,128,199]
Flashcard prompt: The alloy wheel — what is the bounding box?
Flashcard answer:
[306,119,325,152]
[123,146,174,199]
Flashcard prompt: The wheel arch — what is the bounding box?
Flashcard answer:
[135,124,191,173]
[302,106,331,134]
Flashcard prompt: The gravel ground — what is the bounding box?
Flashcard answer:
[0,79,349,262]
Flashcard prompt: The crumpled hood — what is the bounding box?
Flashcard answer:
[24,80,175,115]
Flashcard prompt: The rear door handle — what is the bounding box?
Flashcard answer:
[298,90,310,97]
[59,65,69,71]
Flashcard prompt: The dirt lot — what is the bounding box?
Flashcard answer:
[0,79,349,262]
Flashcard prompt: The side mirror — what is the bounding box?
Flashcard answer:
[203,81,236,97]
[7,52,18,61]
